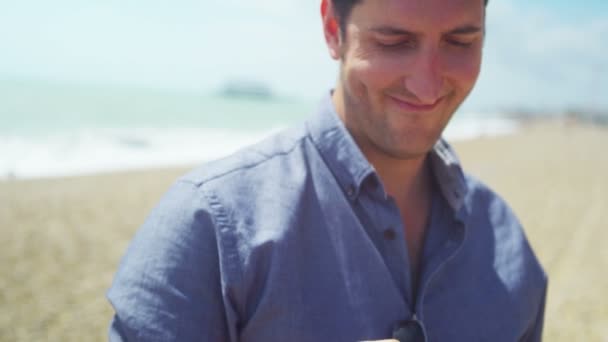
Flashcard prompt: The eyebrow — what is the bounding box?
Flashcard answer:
[449,25,482,35]
[370,25,482,36]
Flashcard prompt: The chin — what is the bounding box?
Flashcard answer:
[382,134,439,160]
[385,146,431,160]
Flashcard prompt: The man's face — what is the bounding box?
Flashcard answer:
[324,0,485,160]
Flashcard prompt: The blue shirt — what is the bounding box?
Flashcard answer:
[108,94,547,341]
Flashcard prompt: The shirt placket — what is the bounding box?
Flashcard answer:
[357,183,468,322]
[357,188,415,312]
[415,204,467,321]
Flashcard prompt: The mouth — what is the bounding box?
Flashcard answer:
[387,94,444,112]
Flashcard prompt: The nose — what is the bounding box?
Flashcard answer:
[404,47,444,104]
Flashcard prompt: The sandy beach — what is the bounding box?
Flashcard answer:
[1,120,606,341]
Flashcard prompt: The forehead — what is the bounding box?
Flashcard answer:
[349,0,485,32]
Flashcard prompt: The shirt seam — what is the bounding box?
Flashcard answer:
[183,135,308,188]
[174,134,310,310]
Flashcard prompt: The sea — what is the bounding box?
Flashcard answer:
[0,79,519,180]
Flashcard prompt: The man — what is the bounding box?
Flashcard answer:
[108,0,547,341]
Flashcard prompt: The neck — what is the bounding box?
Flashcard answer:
[366,151,432,206]
[331,86,434,205]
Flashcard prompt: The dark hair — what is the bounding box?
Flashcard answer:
[332,0,489,32]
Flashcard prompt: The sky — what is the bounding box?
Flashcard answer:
[1,0,607,112]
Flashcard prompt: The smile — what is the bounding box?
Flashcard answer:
[387,95,443,112]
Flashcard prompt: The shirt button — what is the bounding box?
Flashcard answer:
[346,184,356,198]
[384,228,397,241]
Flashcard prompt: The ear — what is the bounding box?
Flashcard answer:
[320,0,341,60]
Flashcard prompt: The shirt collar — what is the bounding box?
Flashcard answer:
[429,139,468,214]
[306,92,376,200]
[306,92,468,214]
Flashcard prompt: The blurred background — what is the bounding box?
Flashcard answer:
[1,0,607,340]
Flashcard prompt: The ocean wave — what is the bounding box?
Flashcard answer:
[0,116,519,180]
[0,127,281,180]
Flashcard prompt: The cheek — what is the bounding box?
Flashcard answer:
[347,44,404,83]
[443,50,482,89]
[346,54,403,97]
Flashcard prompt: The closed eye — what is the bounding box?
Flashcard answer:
[376,39,416,49]
[446,38,474,47]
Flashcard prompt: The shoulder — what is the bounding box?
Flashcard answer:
[171,124,318,221]
[461,173,525,241]
[152,124,318,249]
[462,173,512,216]
[180,124,310,188]
[114,123,315,280]
[461,173,547,282]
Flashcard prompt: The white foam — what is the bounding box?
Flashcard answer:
[444,115,520,141]
[0,115,520,180]
[0,127,280,180]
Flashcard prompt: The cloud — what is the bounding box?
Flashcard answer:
[1,0,604,109]
[0,0,333,98]
[469,0,608,111]
[223,0,311,16]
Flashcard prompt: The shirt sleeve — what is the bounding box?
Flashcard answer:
[106,180,233,341]
[522,278,548,342]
